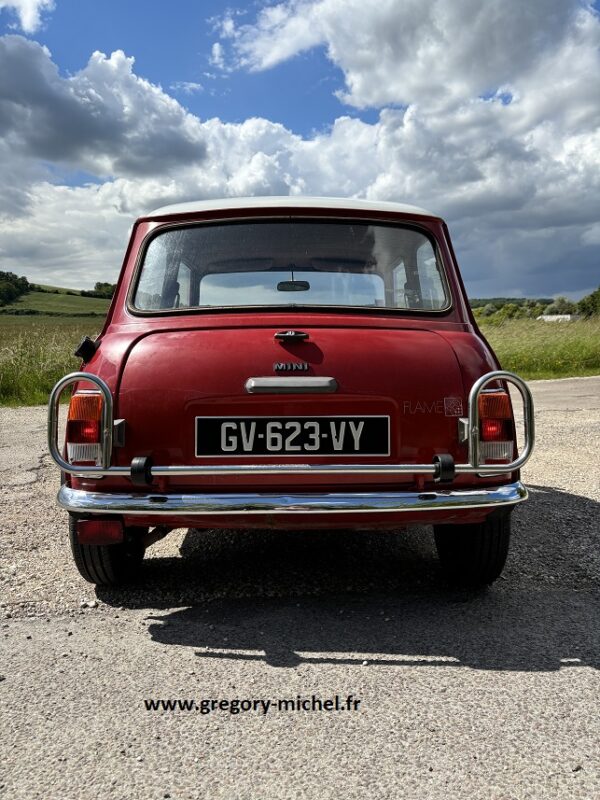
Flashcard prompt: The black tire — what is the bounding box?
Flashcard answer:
[433,512,511,586]
[68,516,146,585]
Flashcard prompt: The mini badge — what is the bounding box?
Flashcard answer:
[273,362,309,372]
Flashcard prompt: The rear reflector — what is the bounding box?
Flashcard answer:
[66,443,102,464]
[480,441,513,462]
[76,519,124,545]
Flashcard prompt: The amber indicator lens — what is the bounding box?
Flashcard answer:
[478,391,512,419]
[67,392,103,422]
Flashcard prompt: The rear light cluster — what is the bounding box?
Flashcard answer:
[478,390,514,464]
[66,391,103,465]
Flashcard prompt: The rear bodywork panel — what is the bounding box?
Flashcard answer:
[51,199,533,529]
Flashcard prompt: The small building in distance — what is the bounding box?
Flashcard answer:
[536,314,581,322]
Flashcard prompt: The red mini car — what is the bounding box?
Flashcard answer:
[48,197,534,586]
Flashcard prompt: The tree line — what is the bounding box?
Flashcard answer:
[34,281,116,299]
[0,272,30,306]
[471,289,600,321]
[0,272,117,306]
[80,282,116,299]
[0,273,116,306]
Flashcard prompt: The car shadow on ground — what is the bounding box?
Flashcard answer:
[97,485,600,672]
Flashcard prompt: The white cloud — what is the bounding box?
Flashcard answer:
[210,42,226,69]
[0,0,54,32]
[219,0,593,110]
[2,104,597,295]
[228,0,323,72]
[170,81,204,94]
[0,181,132,287]
[0,35,207,205]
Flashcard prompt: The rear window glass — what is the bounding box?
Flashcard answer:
[133,220,449,312]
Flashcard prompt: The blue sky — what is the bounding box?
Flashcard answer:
[30,0,359,137]
[0,0,598,297]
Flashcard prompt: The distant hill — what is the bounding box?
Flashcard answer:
[0,288,110,316]
[468,297,553,308]
[35,283,83,296]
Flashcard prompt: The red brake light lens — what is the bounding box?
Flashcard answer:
[66,419,100,443]
[481,418,510,442]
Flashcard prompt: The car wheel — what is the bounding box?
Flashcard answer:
[433,512,511,586]
[68,516,146,586]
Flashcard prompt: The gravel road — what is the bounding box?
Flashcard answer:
[1,377,599,799]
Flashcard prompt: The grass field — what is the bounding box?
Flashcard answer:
[481,317,600,379]
[0,314,599,405]
[0,290,110,316]
[0,316,104,405]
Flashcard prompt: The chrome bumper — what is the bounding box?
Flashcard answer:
[58,481,527,516]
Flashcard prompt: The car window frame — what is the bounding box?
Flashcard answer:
[126,215,454,318]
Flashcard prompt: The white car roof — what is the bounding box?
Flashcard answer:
[148,196,437,219]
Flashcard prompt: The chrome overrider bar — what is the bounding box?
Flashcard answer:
[57,482,528,516]
[48,370,535,480]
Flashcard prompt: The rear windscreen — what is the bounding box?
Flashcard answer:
[133,220,450,312]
